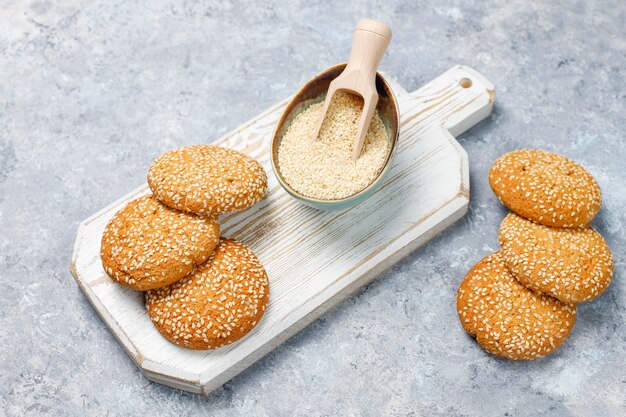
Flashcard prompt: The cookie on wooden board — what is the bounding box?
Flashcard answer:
[145,238,269,350]
[101,195,220,291]
[148,145,268,214]
[488,149,601,227]
[498,212,613,303]
[457,252,576,360]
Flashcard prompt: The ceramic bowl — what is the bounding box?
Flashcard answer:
[270,63,400,211]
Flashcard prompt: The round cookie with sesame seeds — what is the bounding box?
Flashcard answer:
[488,149,602,227]
[101,194,220,291]
[147,145,268,214]
[498,212,613,303]
[457,252,576,360]
[145,238,269,350]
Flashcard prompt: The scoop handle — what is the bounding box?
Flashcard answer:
[344,19,392,88]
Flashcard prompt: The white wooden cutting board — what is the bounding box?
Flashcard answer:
[71,65,494,395]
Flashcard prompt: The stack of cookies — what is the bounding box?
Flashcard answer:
[457,149,614,360]
[101,145,270,350]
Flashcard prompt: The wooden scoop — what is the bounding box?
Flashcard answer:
[311,19,392,161]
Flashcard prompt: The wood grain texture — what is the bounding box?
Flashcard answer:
[70,65,495,395]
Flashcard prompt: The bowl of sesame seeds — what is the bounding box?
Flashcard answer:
[271,63,400,211]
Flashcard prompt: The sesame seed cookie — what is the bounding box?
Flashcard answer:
[101,195,220,291]
[147,145,268,214]
[457,252,576,360]
[145,238,269,350]
[488,149,601,227]
[498,212,613,303]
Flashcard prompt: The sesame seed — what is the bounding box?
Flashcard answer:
[147,145,268,215]
[145,238,269,350]
[488,149,602,227]
[499,212,614,303]
[101,195,220,291]
[277,92,390,200]
[456,252,576,360]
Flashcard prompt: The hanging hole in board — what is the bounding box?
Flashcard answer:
[459,78,472,88]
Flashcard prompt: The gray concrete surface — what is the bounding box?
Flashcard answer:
[1,0,625,416]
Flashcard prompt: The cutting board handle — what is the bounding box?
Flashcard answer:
[405,65,495,137]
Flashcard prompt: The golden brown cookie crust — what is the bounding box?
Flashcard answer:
[147,145,268,214]
[499,212,613,303]
[488,149,601,227]
[457,252,576,360]
[101,195,220,291]
[145,238,269,350]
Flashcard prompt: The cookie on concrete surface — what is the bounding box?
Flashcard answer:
[457,252,576,360]
[101,195,220,291]
[488,149,601,227]
[498,212,613,303]
[148,145,268,214]
[145,238,269,350]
